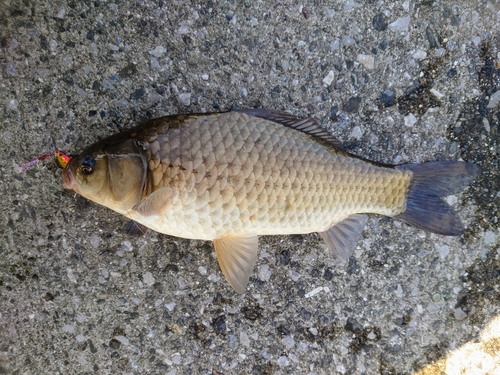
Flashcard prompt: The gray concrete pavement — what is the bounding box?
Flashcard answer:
[1,1,499,374]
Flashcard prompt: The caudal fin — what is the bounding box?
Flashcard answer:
[395,161,480,235]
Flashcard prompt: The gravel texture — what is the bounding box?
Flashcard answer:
[1,1,499,374]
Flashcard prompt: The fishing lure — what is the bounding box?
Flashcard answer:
[21,150,71,172]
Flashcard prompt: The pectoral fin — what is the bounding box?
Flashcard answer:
[132,187,175,218]
[125,220,149,237]
[318,214,368,264]
[213,235,259,294]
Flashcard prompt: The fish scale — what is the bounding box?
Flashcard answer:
[130,112,411,240]
[63,109,479,293]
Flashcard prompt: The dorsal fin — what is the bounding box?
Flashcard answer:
[234,108,346,151]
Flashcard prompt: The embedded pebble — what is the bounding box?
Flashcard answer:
[412,50,427,60]
[404,113,418,127]
[67,268,77,283]
[281,336,295,348]
[380,90,394,106]
[150,57,160,70]
[240,331,250,347]
[435,244,450,260]
[148,46,166,57]
[143,272,155,286]
[350,126,363,140]
[8,38,20,52]
[114,335,130,345]
[7,99,19,111]
[484,231,496,244]
[487,90,500,108]
[454,308,467,320]
[178,93,191,106]
[389,16,411,32]
[62,324,74,333]
[323,70,335,86]
[258,264,271,281]
[277,356,289,367]
[122,241,133,252]
[357,54,374,69]
[90,234,101,248]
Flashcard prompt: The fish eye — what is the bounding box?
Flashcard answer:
[80,156,95,175]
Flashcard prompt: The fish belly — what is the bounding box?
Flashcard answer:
[136,112,412,240]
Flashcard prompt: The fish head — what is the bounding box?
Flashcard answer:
[63,137,148,212]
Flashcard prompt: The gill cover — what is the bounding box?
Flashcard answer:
[105,139,148,210]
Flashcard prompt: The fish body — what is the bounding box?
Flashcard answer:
[63,109,479,293]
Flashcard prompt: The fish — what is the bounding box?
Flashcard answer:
[62,109,480,293]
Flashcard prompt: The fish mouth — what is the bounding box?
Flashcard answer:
[62,167,77,190]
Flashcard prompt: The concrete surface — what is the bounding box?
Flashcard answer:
[1,1,499,374]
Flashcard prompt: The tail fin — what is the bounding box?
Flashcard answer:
[395,161,480,235]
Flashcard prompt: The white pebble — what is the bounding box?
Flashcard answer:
[143,271,155,286]
[90,233,101,248]
[357,54,374,69]
[305,286,324,298]
[487,90,500,108]
[412,50,427,60]
[389,16,411,32]
[76,335,86,342]
[430,88,444,99]
[198,266,207,275]
[277,356,289,367]
[122,240,133,252]
[322,70,335,86]
[114,335,130,345]
[281,336,295,348]
[67,268,77,283]
[148,46,166,57]
[454,308,467,320]
[49,39,57,52]
[165,301,176,311]
[258,264,271,281]
[201,73,209,81]
[434,48,446,57]
[404,113,418,127]
[350,126,363,140]
[435,243,450,260]
[240,331,250,347]
[56,7,66,19]
[309,327,318,336]
[62,324,74,333]
[150,57,160,70]
[289,270,301,281]
[7,99,19,111]
[484,231,496,244]
[178,93,191,106]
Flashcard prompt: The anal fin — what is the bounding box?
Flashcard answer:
[318,214,368,264]
[213,235,259,294]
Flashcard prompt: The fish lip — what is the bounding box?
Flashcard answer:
[62,167,76,190]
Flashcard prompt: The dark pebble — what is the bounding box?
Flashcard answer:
[213,315,226,334]
[109,339,121,350]
[379,40,388,50]
[344,96,361,113]
[372,13,388,32]
[330,105,339,120]
[130,87,145,101]
[380,90,395,107]
[276,249,291,266]
[213,101,220,109]
[449,93,458,103]
[346,257,357,275]
[57,111,65,118]
[323,267,334,281]
[311,268,320,278]
[92,80,101,91]
[345,317,363,333]
[226,14,233,21]
[493,268,500,277]
[63,76,74,85]
[447,68,457,78]
[86,30,95,41]
[277,325,290,336]
[88,110,97,117]
[300,307,311,320]
[65,41,75,48]
[426,26,440,48]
